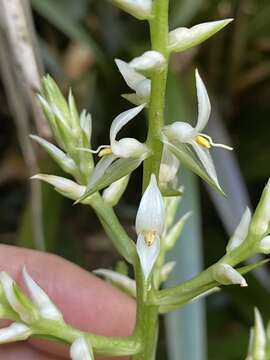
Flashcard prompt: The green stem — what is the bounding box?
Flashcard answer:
[89,193,137,264]
[133,260,159,360]
[33,320,141,357]
[142,0,169,190]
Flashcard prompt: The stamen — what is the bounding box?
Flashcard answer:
[76,145,111,154]
[143,230,156,247]
[98,147,113,157]
[198,134,233,151]
[195,135,211,149]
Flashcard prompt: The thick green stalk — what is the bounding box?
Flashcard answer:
[133,1,170,358]
[142,0,169,190]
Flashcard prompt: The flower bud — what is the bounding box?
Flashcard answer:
[129,51,166,75]
[23,267,63,322]
[168,19,233,53]
[0,323,32,344]
[251,179,270,237]
[252,308,266,360]
[159,146,180,185]
[135,175,165,281]
[94,269,136,298]
[226,208,251,253]
[160,262,176,283]
[0,272,38,324]
[31,174,86,202]
[102,175,129,206]
[80,110,92,142]
[258,236,270,255]
[70,337,94,360]
[212,263,248,287]
[110,0,152,20]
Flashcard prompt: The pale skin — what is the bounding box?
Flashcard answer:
[0,245,136,359]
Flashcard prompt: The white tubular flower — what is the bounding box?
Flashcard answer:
[226,207,252,253]
[163,70,232,188]
[70,337,94,360]
[115,59,151,105]
[0,272,37,323]
[253,308,266,360]
[212,263,248,287]
[135,175,165,281]
[159,145,180,185]
[110,0,152,20]
[31,174,86,201]
[102,175,129,206]
[22,267,63,322]
[168,19,233,53]
[129,51,166,75]
[0,323,32,344]
[259,236,270,254]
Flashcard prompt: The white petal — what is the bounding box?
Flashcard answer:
[129,51,166,73]
[80,110,92,141]
[212,263,247,287]
[0,323,31,344]
[259,235,270,254]
[88,154,117,189]
[115,59,146,91]
[110,105,145,147]
[135,174,165,235]
[135,78,151,99]
[111,0,152,20]
[31,174,86,201]
[195,69,211,133]
[94,269,136,297]
[112,138,148,158]
[163,122,195,143]
[168,19,233,52]
[190,141,219,186]
[0,272,30,323]
[253,308,266,360]
[70,337,94,360]
[136,233,160,281]
[102,175,130,206]
[23,267,63,321]
[159,146,180,184]
[226,207,252,252]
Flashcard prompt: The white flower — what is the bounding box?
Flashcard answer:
[168,19,233,53]
[0,323,32,344]
[22,267,63,322]
[85,105,149,190]
[259,235,270,254]
[226,207,252,253]
[70,337,94,360]
[135,174,165,281]
[129,51,166,74]
[0,272,37,323]
[115,59,151,105]
[102,175,129,206]
[212,263,247,287]
[163,70,232,188]
[110,0,152,20]
[159,145,180,185]
[252,308,266,360]
[31,174,86,201]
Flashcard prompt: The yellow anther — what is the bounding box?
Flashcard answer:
[98,147,113,157]
[195,135,211,149]
[143,230,156,247]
